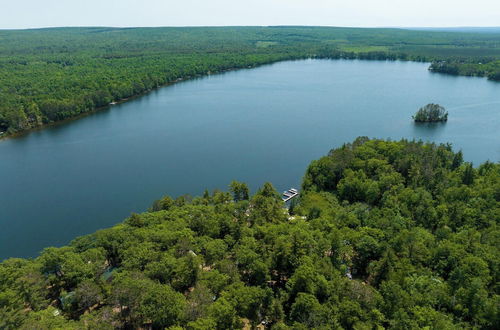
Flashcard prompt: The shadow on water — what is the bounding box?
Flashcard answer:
[2,103,117,144]
[411,121,448,138]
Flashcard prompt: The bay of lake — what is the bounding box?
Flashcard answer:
[1,59,499,259]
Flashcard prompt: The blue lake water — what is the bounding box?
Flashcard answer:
[1,59,499,259]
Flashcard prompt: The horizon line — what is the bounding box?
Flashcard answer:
[1,25,500,31]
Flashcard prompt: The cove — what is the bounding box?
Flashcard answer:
[1,59,499,260]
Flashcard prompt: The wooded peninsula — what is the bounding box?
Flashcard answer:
[1,138,498,329]
[1,26,500,136]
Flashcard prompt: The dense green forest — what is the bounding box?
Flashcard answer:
[1,26,500,136]
[1,138,498,329]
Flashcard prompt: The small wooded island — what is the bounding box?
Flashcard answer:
[413,103,448,122]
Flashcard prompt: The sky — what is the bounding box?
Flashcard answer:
[1,0,499,30]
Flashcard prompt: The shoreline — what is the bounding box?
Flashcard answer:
[0,58,303,142]
[0,56,496,142]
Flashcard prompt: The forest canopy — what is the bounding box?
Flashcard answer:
[1,138,498,329]
[1,26,500,136]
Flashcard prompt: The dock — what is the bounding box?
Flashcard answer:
[282,188,299,202]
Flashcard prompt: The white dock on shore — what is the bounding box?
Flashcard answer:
[282,188,299,202]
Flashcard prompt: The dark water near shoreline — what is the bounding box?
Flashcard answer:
[1,59,499,260]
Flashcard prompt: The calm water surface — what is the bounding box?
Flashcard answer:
[1,59,499,259]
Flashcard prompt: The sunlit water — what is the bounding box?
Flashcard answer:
[1,59,499,259]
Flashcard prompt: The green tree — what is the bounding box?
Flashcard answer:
[413,103,448,122]
[289,293,328,328]
[229,181,250,201]
[74,280,103,312]
[207,297,241,330]
[462,162,475,185]
[152,195,175,211]
[138,283,186,328]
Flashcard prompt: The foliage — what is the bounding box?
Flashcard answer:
[1,138,499,329]
[430,60,500,80]
[413,103,448,122]
[1,27,500,136]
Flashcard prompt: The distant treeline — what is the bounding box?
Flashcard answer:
[429,60,500,80]
[1,26,499,136]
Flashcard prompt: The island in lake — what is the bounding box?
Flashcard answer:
[413,103,448,122]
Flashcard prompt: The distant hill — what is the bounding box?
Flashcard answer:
[407,27,500,33]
